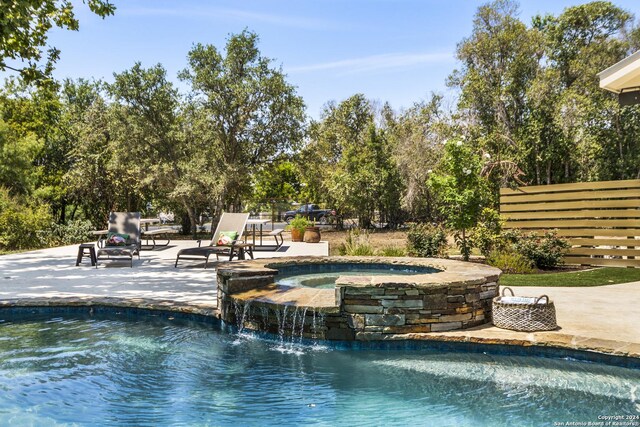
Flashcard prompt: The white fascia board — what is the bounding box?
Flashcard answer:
[598,50,640,93]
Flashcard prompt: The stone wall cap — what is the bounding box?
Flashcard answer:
[218,256,501,289]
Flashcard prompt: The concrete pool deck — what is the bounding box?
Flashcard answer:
[0,244,638,359]
[0,241,328,308]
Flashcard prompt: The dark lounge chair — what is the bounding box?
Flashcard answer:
[96,212,141,268]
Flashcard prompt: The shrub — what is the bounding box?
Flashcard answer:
[377,246,407,257]
[338,228,375,256]
[45,220,94,246]
[0,188,52,250]
[406,223,448,257]
[487,251,534,274]
[471,208,503,257]
[508,230,570,269]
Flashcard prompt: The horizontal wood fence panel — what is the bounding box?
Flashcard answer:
[500,199,640,212]
[550,229,640,237]
[504,219,639,229]
[503,209,640,220]
[501,179,640,267]
[562,257,640,267]
[501,189,640,204]
[570,238,640,246]
[500,179,640,195]
[568,248,640,257]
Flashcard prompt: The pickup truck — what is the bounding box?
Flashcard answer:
[284,204,336,224]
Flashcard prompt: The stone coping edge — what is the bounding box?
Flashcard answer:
[217,255,502,287]
[0,297,637,362]
[0,297,218,317]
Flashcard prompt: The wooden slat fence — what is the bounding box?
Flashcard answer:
[500,179,640,267]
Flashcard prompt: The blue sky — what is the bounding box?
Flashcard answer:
[44,0,640,118]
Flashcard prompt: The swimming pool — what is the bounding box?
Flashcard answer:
[0,313,638,426]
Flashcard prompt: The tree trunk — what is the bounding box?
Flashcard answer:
[186,205,198,239]
[462,228,469,262]
[534,144,540,185]
[546,161,552,185]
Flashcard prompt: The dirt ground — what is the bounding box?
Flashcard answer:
[320,229,409,255]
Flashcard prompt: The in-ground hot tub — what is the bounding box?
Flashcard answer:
[275,262,440,288]
[217,256,501,341]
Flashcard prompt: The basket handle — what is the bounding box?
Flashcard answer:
[534,295,549,305]
[501,287,515,297]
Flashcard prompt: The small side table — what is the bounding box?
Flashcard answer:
[232,243,254,261]
[76,243,97,268]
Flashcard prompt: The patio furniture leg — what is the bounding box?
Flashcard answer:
[77,244,97,267]
[259,223,263,246]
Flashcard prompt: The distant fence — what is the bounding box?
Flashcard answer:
[500,179,640,267]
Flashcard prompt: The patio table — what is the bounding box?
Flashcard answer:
[140,218,160,231]
[246,219,270,247]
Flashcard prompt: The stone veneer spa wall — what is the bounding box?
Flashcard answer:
[216,256,501,341]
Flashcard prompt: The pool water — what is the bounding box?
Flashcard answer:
[275,263,437,288]
[0,315,638,426]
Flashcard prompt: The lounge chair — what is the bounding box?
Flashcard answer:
[174,212,251,268]
[96,212,141,268]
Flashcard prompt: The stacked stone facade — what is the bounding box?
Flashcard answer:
[217,257,501,341]
[337,280,497,341]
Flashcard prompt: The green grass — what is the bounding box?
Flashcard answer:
[500,267,640,287]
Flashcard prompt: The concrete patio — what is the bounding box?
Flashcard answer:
[0,242,638,359]
[0,240,328,308]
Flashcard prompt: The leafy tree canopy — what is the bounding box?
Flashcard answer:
[0,0,115,85]
[179,30,306,213]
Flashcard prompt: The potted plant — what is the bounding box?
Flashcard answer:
[303,221,321,243]
[288,215,310,242]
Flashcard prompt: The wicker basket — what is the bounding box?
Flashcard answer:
[492,287,557,332]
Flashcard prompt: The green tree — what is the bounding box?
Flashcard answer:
[0,118,42,195]
[330,124,403,228]
[0,0,115,85]
[0,80,60,199]
[449,0,541,187]
[300,95,374,212]
[179,30,306,215]
[252,161,301,204]
[63,81,130,226]
[303,94,403,228]
[386,94,449,220]
[533,1,639,182]
[108,63,212,234]
[428,139,491,260]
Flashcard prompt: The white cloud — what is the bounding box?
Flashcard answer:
[287,52,454,75]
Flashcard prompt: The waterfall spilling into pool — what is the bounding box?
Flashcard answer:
[217,256,501,340]
[232,300,327,351]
